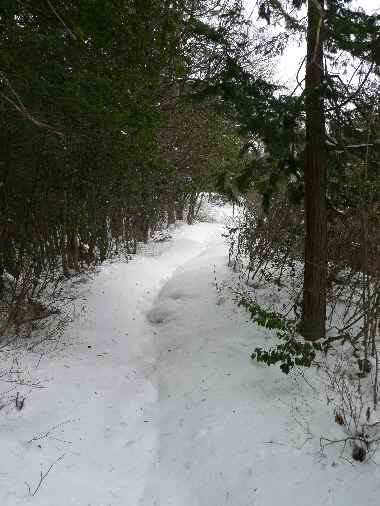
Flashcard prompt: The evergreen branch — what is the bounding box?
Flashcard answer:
[266,0,306,31]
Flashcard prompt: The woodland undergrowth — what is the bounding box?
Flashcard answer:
[226,184,380,462]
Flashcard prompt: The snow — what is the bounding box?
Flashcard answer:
[1,202,380,506]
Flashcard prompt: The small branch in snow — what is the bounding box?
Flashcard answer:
[0,378,44,389]
[28,418,80,444]
[263,440,287,446]
[25,454,65,496]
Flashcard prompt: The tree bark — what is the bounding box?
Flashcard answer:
[187,191,198,225]
[167,204,176,226]
[302,0,327,341]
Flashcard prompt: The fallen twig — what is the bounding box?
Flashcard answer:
[25,454,65,496]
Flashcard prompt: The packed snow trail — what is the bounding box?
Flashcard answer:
[0,213,234,506]
[1,205,380,506]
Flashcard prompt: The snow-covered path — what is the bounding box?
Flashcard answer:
[1,206,380,506]
[0,213,240,506]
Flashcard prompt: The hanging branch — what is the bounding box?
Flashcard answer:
[46,0,78,41]
[0,73,64,137]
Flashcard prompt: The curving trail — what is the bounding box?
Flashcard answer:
[1,205,379,506]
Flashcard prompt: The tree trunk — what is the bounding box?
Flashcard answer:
[175,197,185,220]
[167,203,176,226]
[302,0,327,341]
[187,191,198,225]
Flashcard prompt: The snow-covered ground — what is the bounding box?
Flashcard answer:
[1,202,379,506]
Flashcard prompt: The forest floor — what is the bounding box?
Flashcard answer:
[1,202,379,506]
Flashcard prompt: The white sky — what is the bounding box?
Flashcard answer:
[246,0,379,88]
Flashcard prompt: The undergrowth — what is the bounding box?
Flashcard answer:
[237,293,320,374]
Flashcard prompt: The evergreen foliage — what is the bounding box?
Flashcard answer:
[0,0,246,326]
[1,0,378,354]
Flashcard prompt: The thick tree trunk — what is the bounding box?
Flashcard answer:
[302,0,327,341]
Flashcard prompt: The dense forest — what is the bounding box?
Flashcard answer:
[0,0,379,462]
[0,1,249,329]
